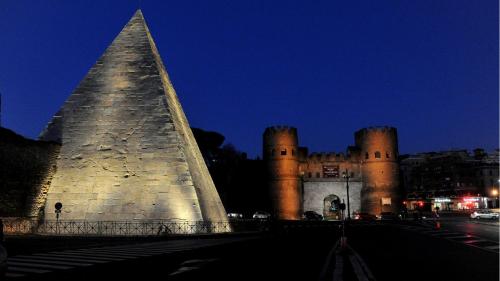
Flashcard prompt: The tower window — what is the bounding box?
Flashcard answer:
[386,152,390,158]
[308,172,312,178]
[281,149,287,156]
[375,151,381,159]
[292,149,296,156]
[316,172,320,178]
[365,152,369,159]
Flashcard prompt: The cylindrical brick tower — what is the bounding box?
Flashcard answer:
[263,126,301,220]
[355,127,400,215]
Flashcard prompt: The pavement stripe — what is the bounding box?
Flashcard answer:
[7,266,51,274]
[7,261,73,270]
[41,252,126,261]
[8,257,92,267]
[430,232,461,236]
[463,239,487,244]
[29,254,112,263]
[5,272,26,278]
[68,250,150,257]
[348,254,369,281]
[78,248,155,254]
[332,255,343,281]
[99,248,182,254]
[446,236,475,239]
[59,250,144,258]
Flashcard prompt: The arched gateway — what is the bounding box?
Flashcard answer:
[323,194,341,220]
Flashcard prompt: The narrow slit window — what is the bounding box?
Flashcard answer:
[375,151,381,159]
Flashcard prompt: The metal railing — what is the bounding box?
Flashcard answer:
[1,218,271,236]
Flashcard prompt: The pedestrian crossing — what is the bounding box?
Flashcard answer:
[4,236,255,279]
[398,223,499,253]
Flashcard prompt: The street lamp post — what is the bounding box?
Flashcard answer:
[343,169,351,219]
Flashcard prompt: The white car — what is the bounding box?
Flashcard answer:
[470,210,499,220]
[227,213,243,219]
[252,211,271,220]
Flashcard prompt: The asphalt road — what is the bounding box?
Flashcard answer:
[4,228,340,281]
[436,217,499,242]
[347,222,499,281]
[167,228,340,281]
[4,221,498,281]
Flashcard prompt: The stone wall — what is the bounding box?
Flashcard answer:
[303,180,362,218]
[0,127,60,217]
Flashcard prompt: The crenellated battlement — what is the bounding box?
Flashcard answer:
[355,126,397,136]
[306,152,348,162]
[263,126,297,136]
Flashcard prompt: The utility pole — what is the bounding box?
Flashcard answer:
[343,169,351,219]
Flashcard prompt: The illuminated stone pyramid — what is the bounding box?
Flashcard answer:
[39,10,228,222]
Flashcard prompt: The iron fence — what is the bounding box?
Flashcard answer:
[1,218,270,236]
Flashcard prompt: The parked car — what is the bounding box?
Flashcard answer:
[253,211,271,220]
[227,213,243,219]
[303,211,323,220]
[377,212,401,221]
[353,212,377,221]
[470,210,499,220]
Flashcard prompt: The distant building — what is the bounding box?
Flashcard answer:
[263,126,401,220]
[400,149,499,210]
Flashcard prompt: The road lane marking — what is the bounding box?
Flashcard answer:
[7,266,51,274]
[8,257,92,267]
[47,251,132,260]
[3,236,259,279]
[66,249,148,257]
[7,261,73,270]
[446,236,475,239]
[430,232,461,236]
[42,252,127,260]
[332,255,343,281]
[463,239,487,244]
[29,254,112,263]
[348,254,370,281]
[5,272,25,278]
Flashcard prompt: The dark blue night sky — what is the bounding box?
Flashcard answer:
[0,0,498,158]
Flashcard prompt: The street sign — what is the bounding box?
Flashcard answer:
[55,202,62,211]
[323,165,339,178]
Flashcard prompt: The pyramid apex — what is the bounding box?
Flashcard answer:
[130,9,145,21]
